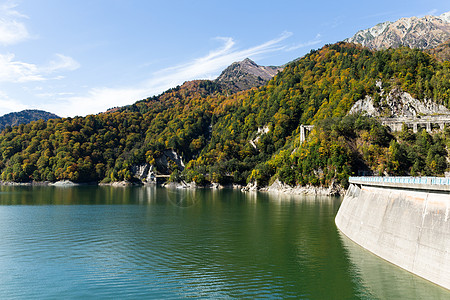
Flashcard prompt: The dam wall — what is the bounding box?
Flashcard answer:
[335,177,450,290]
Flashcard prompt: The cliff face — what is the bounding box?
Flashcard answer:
[349,82,450,117]
[345,12,450,50]
[215,58,282,92]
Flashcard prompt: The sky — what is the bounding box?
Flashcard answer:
[0,0,448,117]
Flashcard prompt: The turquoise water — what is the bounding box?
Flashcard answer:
[0,186,448,299]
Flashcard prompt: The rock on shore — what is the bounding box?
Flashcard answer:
[243,179,344,196]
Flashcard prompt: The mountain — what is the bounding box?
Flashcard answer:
[0,43,449,187]
[427,39,450,61]
[215,58,283,92]
[0,109,60,131]
[345,11,450,50]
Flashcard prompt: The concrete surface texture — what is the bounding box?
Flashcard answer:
[335,183,450,290]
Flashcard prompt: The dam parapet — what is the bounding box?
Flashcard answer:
[350,176,450,192]
[336,177,450,290]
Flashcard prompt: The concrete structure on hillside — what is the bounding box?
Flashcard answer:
[380,116,450,133]
[299,115,450,144]
[299,125,314,143]
[336,176,450,290]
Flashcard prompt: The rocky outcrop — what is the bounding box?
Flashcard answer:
[51,180,78,186]
[130,149,185,184]
[131,164,150,180]
[215,58,282,92]
[242,179,344,196]
[349,82,450,117]
[345,11,450,50]
[155,149,185,173]
[249,126,270,149]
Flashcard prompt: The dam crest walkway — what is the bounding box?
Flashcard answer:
[350,176,450,192]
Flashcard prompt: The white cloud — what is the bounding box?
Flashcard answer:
[0,53,80,83]
[0,91,28,116]
[51,32,293,117]
[45,54,81,73]
[0,2,79,83]
[0,53,44,82]
[149,31,292,86]
[42,87,148,117]
[423,9,438,17]
[0,1,30,45]
[285,34,322,52]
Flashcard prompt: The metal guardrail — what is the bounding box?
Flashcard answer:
[350,176,450,186]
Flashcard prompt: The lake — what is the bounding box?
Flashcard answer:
[0,185,448,299]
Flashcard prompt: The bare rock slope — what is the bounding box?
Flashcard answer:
[345,11,450,50]
[215,58,283,92]
[349,82,450,118]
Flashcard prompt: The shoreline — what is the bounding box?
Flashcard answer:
[0,179,345,196]
[244,179,345,196]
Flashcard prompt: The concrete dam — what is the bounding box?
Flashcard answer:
[335,177,450,290]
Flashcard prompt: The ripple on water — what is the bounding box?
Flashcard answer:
[0,188,448,299]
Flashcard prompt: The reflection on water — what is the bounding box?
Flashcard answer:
[339,231,450,299]
[0,185,448,299]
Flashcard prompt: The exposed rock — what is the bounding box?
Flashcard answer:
[260,179,344,196]
[0,181,33,186]
[131,164,150,180]
[51,180,78,186]
[215,58,283,92]
[130,149,185,184]
[348,95,379,116]
[349,83,450,118]
[162,181,189,189]
[99,181,143,187]
[249,125,270,149]
[154,149,185,174]
[345,11,450,50]
[241,181,258,192]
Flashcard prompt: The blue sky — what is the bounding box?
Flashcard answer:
[0,0,448,117]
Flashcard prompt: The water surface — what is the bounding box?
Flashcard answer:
[0,186,448,299]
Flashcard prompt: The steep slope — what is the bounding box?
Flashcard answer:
[0,109,60,131]
[427,39,450,61]
[0,43,449,186]
[345,11,450,50]
[215,58,282,92]
[188,44,450,186]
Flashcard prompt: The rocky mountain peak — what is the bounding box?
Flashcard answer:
[345,11,450,50]
[215,58,283,92]
[440,11,450,22]
[241,57,257,65]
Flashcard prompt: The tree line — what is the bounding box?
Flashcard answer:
[1,43,449,186]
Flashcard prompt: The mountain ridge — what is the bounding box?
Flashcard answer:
[0,109,60,131]
[214,58,283,92]
[0,43,449,188]
[345,11,450,50]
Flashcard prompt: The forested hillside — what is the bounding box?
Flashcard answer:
[1,43,450,187]
[0,110,60,131]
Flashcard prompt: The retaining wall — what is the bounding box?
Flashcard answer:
[335,182,450,290]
